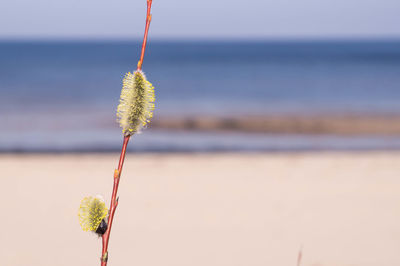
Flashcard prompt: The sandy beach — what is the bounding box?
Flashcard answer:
[152,114,400,135]
[1,152,399,266]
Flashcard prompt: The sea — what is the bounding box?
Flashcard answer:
[1,40,400,152]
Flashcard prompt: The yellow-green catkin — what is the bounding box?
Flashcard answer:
[78,196,108,232]
[117,70,155,136]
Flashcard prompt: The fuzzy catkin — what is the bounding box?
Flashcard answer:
[78,196,108,232]
[117,70,155,136]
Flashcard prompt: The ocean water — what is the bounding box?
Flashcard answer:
[1,40,400,152]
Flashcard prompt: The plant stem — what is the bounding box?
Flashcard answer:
[100,1,153,264]
[101,135,130,266]
[137,0,153,71]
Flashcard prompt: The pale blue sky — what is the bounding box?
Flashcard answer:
[1,0,399,39]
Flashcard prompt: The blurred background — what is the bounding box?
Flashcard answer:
[1,1,400,266]
[1,0,400,152]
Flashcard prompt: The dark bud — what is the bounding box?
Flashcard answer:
[95,219,108,236]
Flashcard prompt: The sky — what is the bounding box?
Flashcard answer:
[0,0,399,40]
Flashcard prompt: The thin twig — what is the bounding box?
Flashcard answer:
[137,0,153,70]
[101,136,130,266]
[100,1,153,265]
[297,245,303,266]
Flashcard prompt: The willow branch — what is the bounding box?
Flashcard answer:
[100,1,154,265]
[137,0,153,70]
[101,136,130,266]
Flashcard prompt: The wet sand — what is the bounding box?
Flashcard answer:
[152,114,400,135]
[1,152,399,266]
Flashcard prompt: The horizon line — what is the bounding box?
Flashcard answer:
[1,36,400,43]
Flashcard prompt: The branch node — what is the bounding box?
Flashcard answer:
[115,197,119,206]
[114,169,120,179]
[101,252,108,262]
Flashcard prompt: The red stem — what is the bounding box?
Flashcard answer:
[137,0,153,71]
[101,136,130,266]
[297,246,303,266]
[100,1,154,264]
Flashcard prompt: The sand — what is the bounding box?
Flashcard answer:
[1,152,399,266]
[152,114,400,135]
